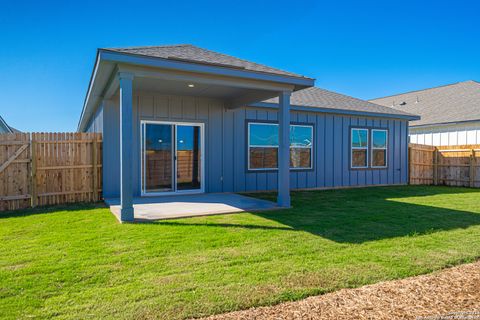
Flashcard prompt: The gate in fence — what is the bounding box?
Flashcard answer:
[0,132,102,211]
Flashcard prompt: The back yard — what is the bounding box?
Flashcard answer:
[1,186,480,319]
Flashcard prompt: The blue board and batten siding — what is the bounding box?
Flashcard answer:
[86,104,104,134]
[85,93,409,198]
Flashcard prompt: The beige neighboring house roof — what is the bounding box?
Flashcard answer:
[370,80,480,127]
[104,44,310,79]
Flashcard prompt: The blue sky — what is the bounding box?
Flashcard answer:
[0,0,478,132]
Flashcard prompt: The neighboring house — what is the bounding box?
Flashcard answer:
[370,80,480,146]
[0,116,18,133]
[77,44,418,222]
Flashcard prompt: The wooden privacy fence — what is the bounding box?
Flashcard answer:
[0,132,102,211]
[409,143,480,187]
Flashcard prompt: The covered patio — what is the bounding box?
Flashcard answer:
[105,193,278,222]
[78,45,315,222]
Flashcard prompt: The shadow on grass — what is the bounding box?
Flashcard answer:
[2,186,480,244]
[159,186,480,244]
[0,202,105,219]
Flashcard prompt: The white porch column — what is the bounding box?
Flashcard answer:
[277,91,291,207]
[119,72,134,221]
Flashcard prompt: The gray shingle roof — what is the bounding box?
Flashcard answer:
[101,45,415,119]
[370,80,480,126]
[262,87,417,118]
[104,44,309,79]
[0,115,15,134]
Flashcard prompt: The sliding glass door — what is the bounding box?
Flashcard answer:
[143,124,174,193]
[176,125,202,191]
[142,121,203,195]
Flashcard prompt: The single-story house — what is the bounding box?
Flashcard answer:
[370,80,480,146]
[0,116,18,134]
[78,44,418,222]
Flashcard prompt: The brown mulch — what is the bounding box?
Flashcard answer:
[200,261,480,320]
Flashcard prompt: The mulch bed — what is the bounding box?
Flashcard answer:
[200,261,480,320]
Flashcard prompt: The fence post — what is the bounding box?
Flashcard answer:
[433,148,439,186]
[92,135,98,202]
[470,149,476,188]
[408,145,412,185]
[30,137,37,207]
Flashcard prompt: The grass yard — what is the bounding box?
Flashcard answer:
[1,186,480,319]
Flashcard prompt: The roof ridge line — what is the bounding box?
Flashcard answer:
[369,80,478,101]
[311,86,409,113]
[102,44,192,50]
[184,45,310,79]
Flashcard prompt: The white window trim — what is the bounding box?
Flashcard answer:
[140,120,205,196]
[248,122,279,171]
[247,122,314,171]
[371,129,388,168]
[290,124,314,170]
[351,128,369,169]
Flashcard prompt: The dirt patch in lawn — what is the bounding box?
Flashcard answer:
[200,261,480,320]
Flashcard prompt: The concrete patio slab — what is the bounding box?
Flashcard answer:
[104,193,278,222]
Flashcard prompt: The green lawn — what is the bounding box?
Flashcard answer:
[1,186,480,319]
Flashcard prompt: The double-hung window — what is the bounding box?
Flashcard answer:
[248,123,313,170]
[351,128,368,168]
[248,123,279,170]
[351,128,389,169]
[289,125,313,169]
[371,129,388,167]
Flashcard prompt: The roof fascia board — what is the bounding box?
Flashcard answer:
[100,50,315,88]
[410,119,480,128]
[77,51,102,131]
[250,102,421,121]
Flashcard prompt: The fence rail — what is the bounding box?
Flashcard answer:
[409,143,480,187]
[0,132,102,211]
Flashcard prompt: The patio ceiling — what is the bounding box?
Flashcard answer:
[113,64,296,108]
